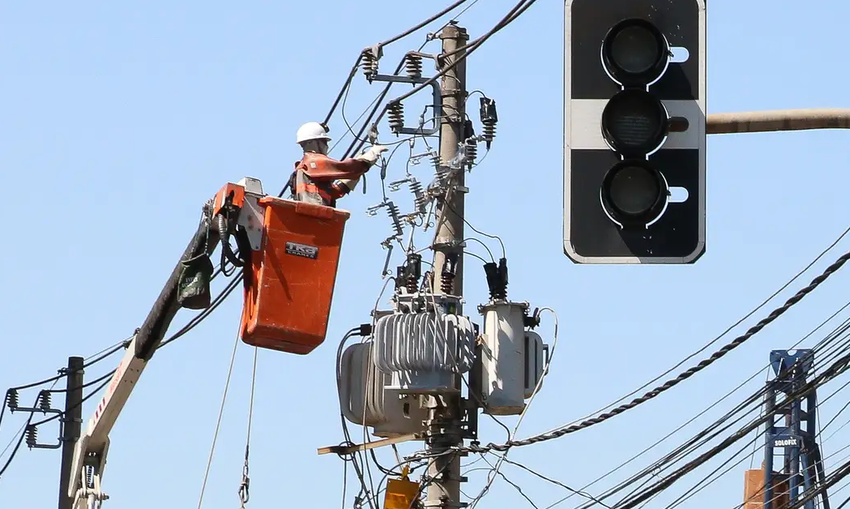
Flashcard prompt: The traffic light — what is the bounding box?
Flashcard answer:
[563,0,707,264]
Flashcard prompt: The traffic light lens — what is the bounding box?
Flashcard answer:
[601,162,667,223]
[602,19,669,85]
[602,91,668,156]
[610,26,659,74]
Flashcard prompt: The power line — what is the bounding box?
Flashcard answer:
[573,315,850,509]
[348,0,539,160]
[378,0,469,48]
[614,343,850,509]
[548,225,850,438]
[462,246,850,455]
[321,0,471,128]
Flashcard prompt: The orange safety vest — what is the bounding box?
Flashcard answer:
[289,152,371,207]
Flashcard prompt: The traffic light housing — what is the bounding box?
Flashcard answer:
[563,0,707,264]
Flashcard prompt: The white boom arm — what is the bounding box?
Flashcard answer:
[64,177,265,509]
[68,336,149,509]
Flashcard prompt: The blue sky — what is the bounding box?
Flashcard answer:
[3,1,850,508]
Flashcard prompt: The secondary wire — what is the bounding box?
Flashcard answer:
[547,225,850,439]
[663,367,850,509]
[349,0,539,160]
[467,308,560,509]
[196,325,243,509]
[636,338,850,509]
[3,260,233,412]
[0,267,242,455]
[379,0,469,47]
[496,454,612,508]
[614,343,850,509]
[550,299,850,509]
[461,242,850,455]
[563,307,850,509]
[322,0,470,127]
[339,0,484,161]
[0,394,38,480]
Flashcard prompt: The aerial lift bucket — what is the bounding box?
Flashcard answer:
[240,196,350,355]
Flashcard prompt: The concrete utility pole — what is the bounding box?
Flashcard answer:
[428,21,468,509]
[58,356,84,509]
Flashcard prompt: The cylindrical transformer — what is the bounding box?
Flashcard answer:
[479,301,529,415]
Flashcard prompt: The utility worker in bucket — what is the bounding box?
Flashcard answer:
[288,121,387,207]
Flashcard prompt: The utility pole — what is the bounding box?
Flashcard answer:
[427,21,468,509]
[58,356,84,509]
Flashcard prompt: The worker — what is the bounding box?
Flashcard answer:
[288,121,387,207]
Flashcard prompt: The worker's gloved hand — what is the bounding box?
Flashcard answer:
[355,145,388,166]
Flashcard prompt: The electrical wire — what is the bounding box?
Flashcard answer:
[322,0,469,128]
[445,201,506,259]
[548,298,850,509]
[467,308,560,509]
[378,0,469,48]
[390,0,538,106]
[2,269,243,438]
[1,261,238,433]
[335,327,378,509]
[662,371,850,509]
[0,394,37,480]
[29,370,117,427]
[478,454,540,509]
[360,1,528,158]
[612,343,850,509]
[654,350,850,509]
[496,455,612,508]
[341,0,498,161]
[196,325,243,509]
[7,338,129,394]
[557,308,850,509]
[534,224,850,440]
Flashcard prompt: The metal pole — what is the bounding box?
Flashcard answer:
[707,109,850,134]
[58,356,84,509]
[427,21,468,509]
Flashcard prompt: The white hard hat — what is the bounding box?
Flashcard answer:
[296,122,331,144]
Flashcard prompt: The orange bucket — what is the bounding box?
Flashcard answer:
[240,196,350,355]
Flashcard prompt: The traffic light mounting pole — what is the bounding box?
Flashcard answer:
[707,109,850,134]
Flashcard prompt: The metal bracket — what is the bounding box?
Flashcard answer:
[317,433,422,456]
[26,423,63,450]
[235,177,265,251]
[371,73,441,136]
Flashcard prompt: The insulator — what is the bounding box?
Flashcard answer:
[440,271,455,294]
[408,177,427,215]
[482,120,497,149]
[362,50,379,81]
[431,152,442,171]
[25,425,37,448]
[39,391,51,412]
[440,253,459,295]
[465,138,478,168]
[6,389,19,411]
[434,152,449,181]
[406,275,419,294]
[388,102,404,135]
[406,54,423,79]
[386,201,404,237]
[479,97,498,150]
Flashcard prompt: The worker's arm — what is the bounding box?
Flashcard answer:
[302,146,387,181]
